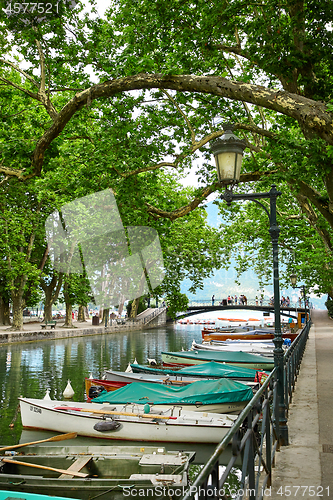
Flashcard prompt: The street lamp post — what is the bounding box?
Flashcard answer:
[211,124,288,445]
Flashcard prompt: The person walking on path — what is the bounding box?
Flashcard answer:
[212,295,215,306]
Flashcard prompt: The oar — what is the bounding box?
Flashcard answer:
[1,457,88,478]
[55,406,177,419]
[0,432,77,453]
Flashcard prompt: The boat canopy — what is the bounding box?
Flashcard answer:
[131,361,260,379]
[93,378,254,405]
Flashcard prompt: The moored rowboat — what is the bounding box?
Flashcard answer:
[0,445,194,500]
[130,361,263,381]
[0,491,75,500]
[190,340,278,357]
[19,398,238,444]
[202,329,298,342]
[89,378,254,413]
[161,350,275,371]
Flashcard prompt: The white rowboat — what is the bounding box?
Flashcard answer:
[19,398,238,444]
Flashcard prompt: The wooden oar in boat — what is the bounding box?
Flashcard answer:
[54,406,177,419]
[0,432,77,453]
[1,457,88,478]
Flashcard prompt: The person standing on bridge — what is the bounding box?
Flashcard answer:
[212,295,215,306]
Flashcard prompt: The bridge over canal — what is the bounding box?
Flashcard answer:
[179,300,306,320]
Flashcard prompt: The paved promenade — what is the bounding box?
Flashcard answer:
[270,309,332,499]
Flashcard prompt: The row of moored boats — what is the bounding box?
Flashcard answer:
[0,323,298,499]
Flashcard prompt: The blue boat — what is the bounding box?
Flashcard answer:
[0,491,74,500]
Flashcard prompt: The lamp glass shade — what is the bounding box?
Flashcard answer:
[290,273,297,287]
[211,126,246,184]
[214,151,243,183]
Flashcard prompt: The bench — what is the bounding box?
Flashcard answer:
[41,320,57,330]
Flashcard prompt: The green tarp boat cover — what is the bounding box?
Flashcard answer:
[162,350,274,365]
[131,361,259,379]
[93,378,253,405]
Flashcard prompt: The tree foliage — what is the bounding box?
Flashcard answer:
[1,0,333,307]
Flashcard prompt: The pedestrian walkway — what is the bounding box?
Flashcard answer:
[270,309,332,499]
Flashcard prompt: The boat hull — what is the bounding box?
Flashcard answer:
[202,331,298,342]
[19,398,237,444]
[191,341,275,357]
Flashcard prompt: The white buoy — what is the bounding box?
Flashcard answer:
[125,362,133,373]
[63,380,74,399]
[89,373,94,379]
[43,389,51,401]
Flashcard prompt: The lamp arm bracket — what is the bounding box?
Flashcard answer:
[222,190,270,219]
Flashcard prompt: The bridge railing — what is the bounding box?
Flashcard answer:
[182,321,310,500]
[188,299,271,307]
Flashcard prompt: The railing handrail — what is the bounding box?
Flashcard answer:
[181,321,310,500]
[182,368,277,500]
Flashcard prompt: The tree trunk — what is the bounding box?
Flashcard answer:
[64,301,73,327]
[117,298,125,317]
[43,289,53,322]
[77,305,86,322]
[0,296,11,326]
[129,297,140,319]
[11,292,25,330]
[40,273,63,322]
[102,308,110,326]
[63,281,73,328]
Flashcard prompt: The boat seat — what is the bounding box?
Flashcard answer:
[129,474,183,485]
[139,454,185,466]
[58,455,92,479]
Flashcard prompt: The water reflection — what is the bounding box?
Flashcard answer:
[0,324,201,448]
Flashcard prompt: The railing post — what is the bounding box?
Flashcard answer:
[269,186,288,446]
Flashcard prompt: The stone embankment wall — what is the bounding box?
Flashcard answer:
[0,310,168,345]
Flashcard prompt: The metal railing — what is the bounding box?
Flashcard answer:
[142,306,166,324]
[284,319,310,408]
[187,299,310,309]
[182,321,310,500]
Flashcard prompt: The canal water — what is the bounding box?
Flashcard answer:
[0,323,206,442]
[0,311,263,464]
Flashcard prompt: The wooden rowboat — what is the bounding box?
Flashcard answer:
[202,329,298,342]
[0,444,194,500]
[161,350,275,371]
[19,397,238,444]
